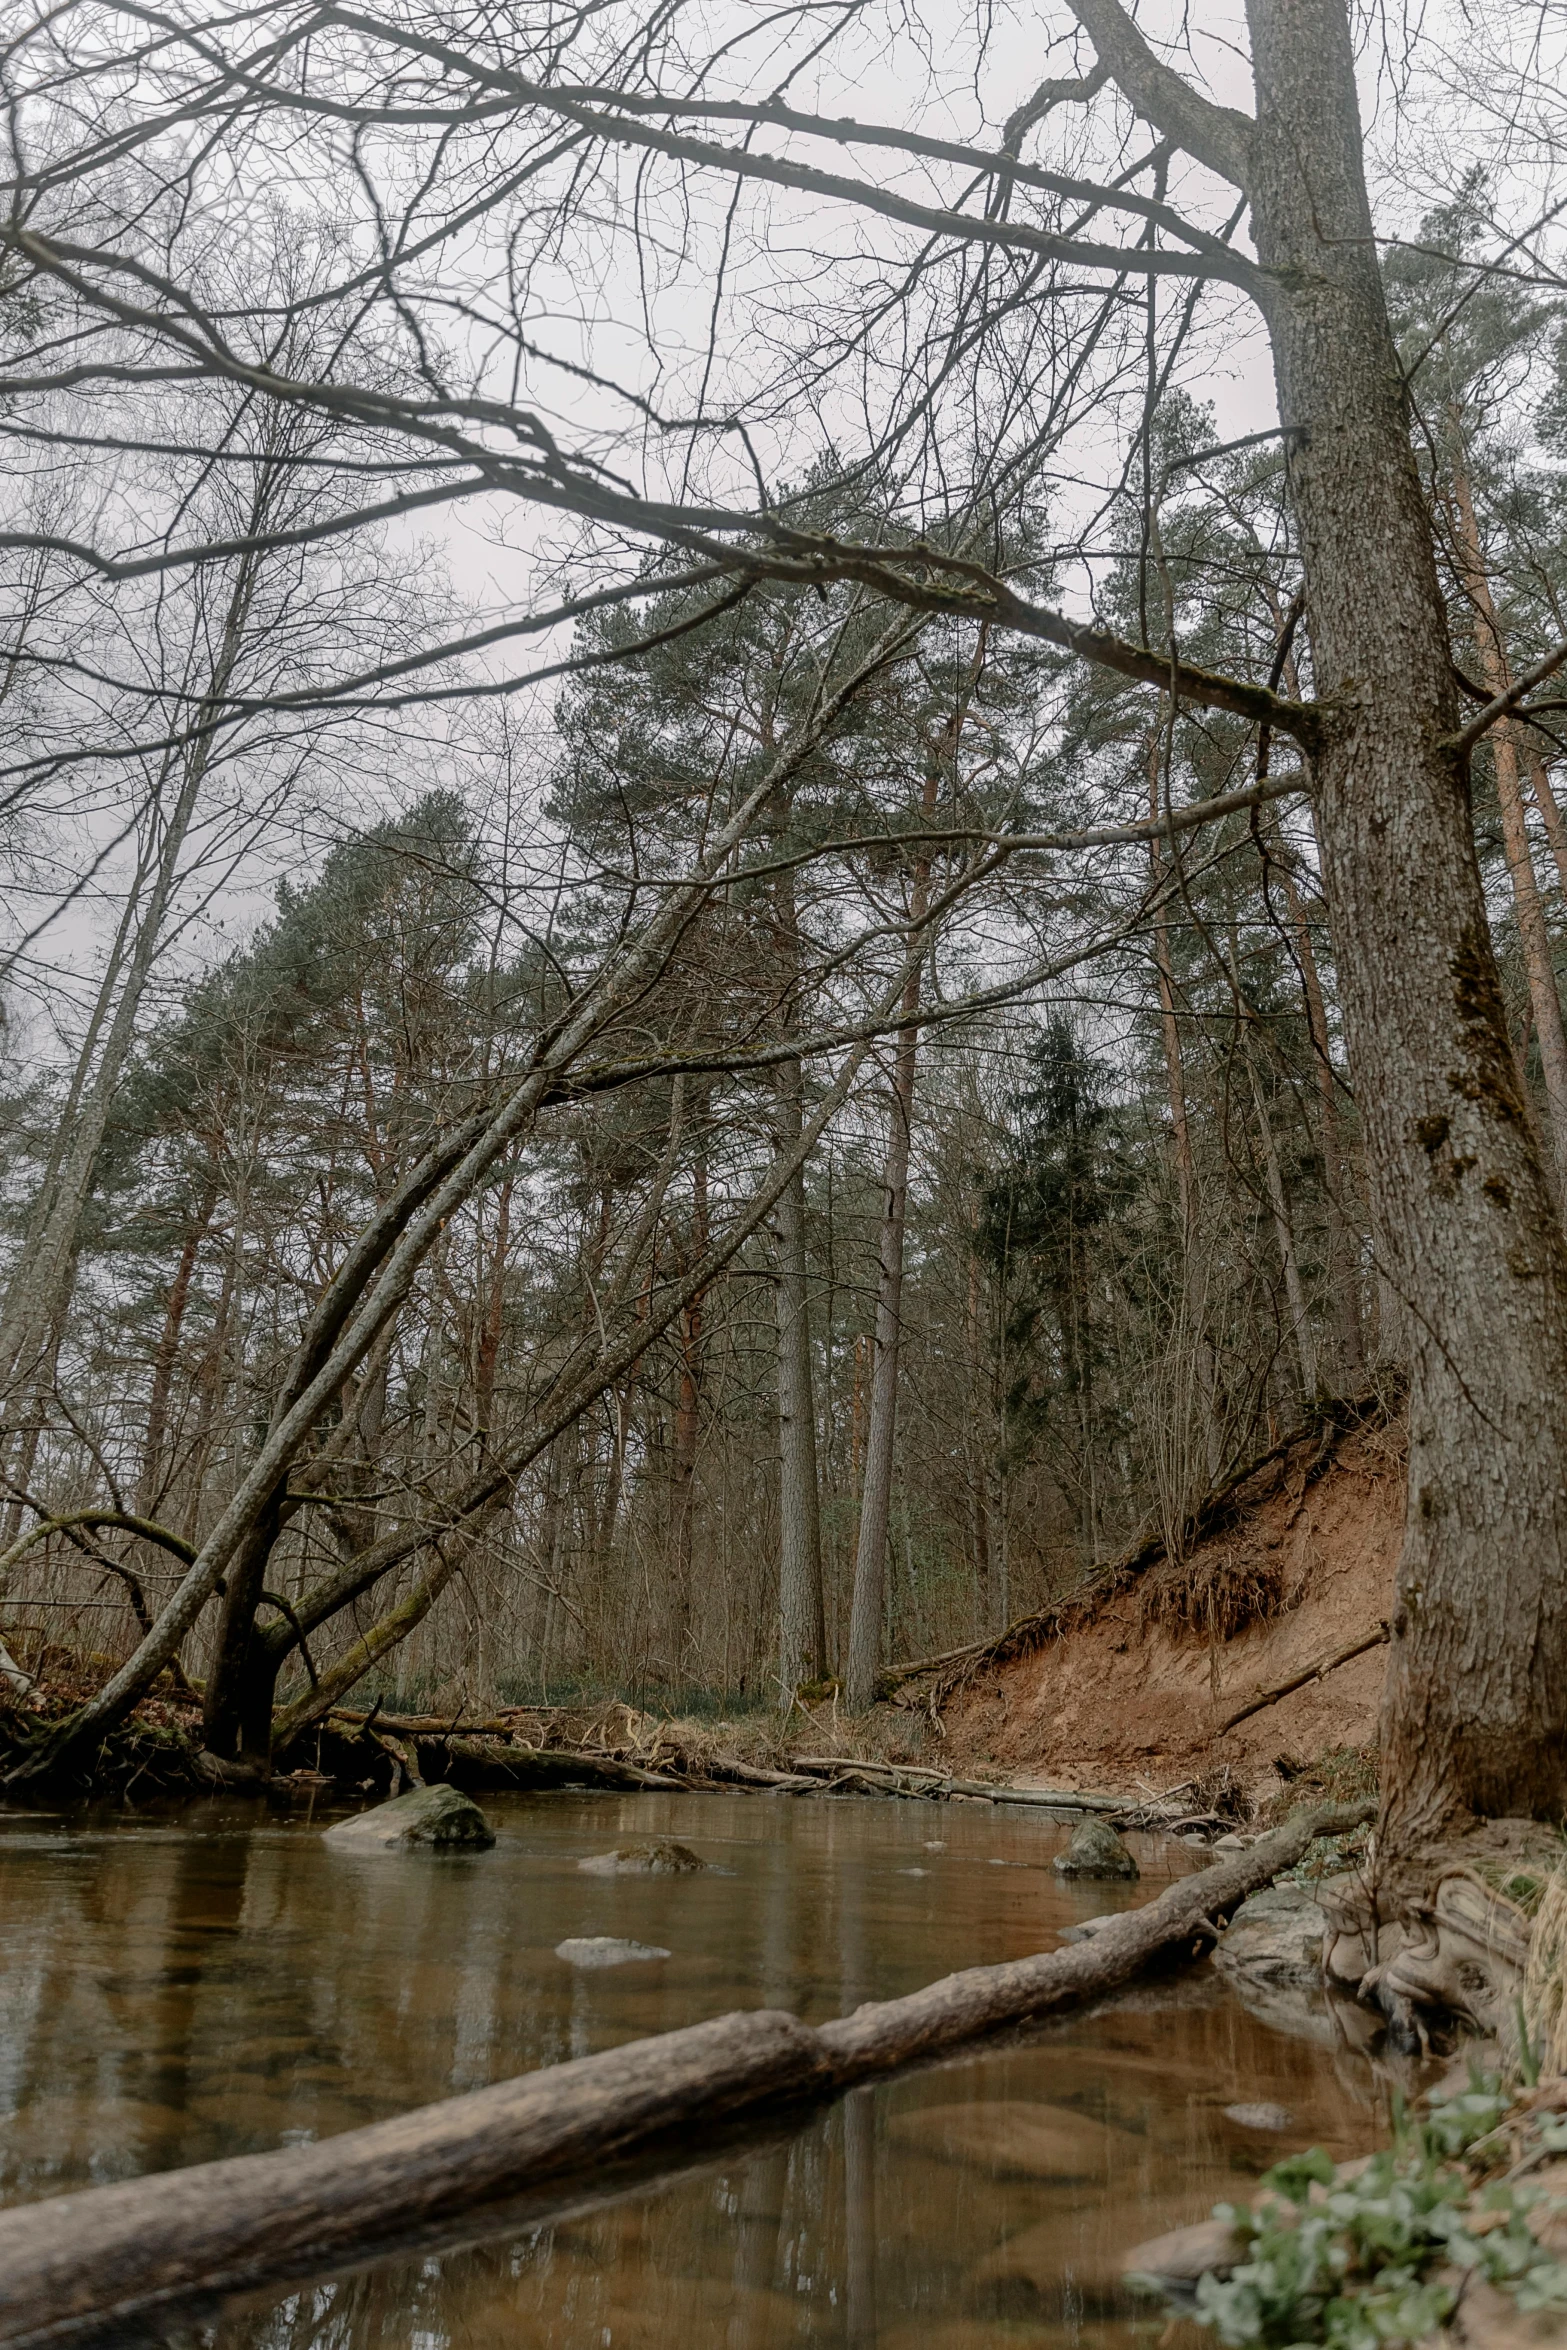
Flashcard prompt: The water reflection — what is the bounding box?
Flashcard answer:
[0,1791,1387,2348]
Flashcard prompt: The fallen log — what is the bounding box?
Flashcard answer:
[706,1756,820,1791]
[433,1737,688,1791]
[787,1755,1132,1812]
[0,1797,1369,2347]
[1217,1621,1390,1734]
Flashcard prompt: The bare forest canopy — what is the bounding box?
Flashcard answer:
[0,0,1565,1846]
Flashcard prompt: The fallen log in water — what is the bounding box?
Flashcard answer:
[0,1797,1370,2348]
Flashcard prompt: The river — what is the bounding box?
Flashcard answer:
[0,1788,1386,2348]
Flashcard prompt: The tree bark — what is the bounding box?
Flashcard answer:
[1069,0,1567,1845]
[844,758,941,1712]
[1236,0,1567,1845]
[1446,433,1567,1197]
[1282,869,1366,1387]
[773,1057,826,1696]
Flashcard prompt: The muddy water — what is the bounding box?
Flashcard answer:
[0,1790,1386,2349]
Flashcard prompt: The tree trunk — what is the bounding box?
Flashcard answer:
[1282,868,1366,1387]
[1239,0,1567,1846]
[844,756,941,1712]
[1243,1019,1316,1406]
[0,555,259,1416]
[843,998,919,1712]
[1447,432,1567,1197]
[200,1496,284,1767]
[669,1150,708,1676]
[1524,751,1567,900]
[773,1058,826,1698]
[138,1174,220,1519]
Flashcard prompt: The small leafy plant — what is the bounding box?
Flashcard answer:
[1135,2084,1567,2350]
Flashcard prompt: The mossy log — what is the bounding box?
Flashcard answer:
[0,1800,1369,2346]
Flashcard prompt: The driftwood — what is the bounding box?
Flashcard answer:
[437,1735,689,1791]
[785,1755,1131,1812]
[318,1710,1141,1811]
[0,1798,1369,2347]
[1218,1621,1391,1734]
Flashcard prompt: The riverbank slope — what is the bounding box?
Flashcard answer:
[931,1407,1404,1810]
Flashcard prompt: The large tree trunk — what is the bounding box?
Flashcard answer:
[1241,0,1567,1847]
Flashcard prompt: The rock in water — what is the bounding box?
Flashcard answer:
[1223,2101,1295,2131]
[1211,1882,1328,1987]
[323,1783,495,1851]
[1053,1819,1139,1879]
[577,1841,707,1875]
[555,1937,671,1968]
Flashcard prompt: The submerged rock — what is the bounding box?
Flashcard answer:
[1223,2101,1295,2131]
[555,1936,671,1968]
[322,1783,495,1851]
[577,1840,707,1875]
[1057,1912,1119,1945]
[1053,1819,1139,1880]
[1122,2214,1246,2288]
[888,2099,1130,2180]
[1212,1881,1328,1987]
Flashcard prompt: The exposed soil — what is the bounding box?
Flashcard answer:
[935,1410,1406,1809]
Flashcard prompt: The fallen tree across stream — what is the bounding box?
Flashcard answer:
[0,1796,1371,2349]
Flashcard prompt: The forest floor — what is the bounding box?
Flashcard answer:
[923,1404,1405,1813]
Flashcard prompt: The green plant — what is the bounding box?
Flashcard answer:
[1131,2085,1567,2349]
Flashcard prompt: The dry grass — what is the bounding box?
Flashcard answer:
[1524,1863,1567,2078]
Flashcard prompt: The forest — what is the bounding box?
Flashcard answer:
[1,0,1565,1854]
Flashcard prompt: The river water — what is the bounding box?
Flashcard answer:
[0,1789,1387,2349]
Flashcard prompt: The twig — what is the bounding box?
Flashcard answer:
[1217,1621,1390,1734]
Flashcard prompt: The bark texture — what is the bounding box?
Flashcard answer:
[773,1059,827,1695]
[1240,0,1567,1843]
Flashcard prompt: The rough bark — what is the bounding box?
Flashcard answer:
[1447,434,1567,1195]
[0,1800,1366,2344]
[1239,0,1567,1844]
[1282,868,1366,1386]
